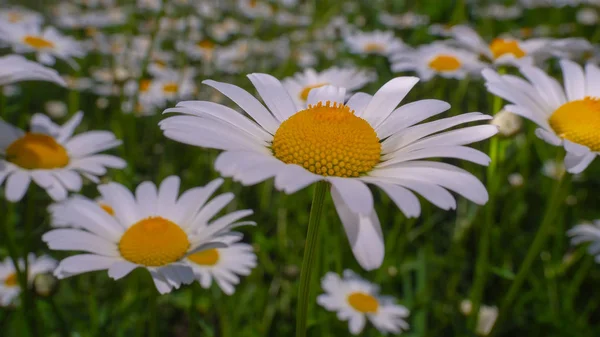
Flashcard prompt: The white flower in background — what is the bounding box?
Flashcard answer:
[237,0,273,19]
[491,110,523,137]
[379,12,429,29]
[317,270,410,335]
[483,60,600,173]
[282,67,376,109]
[344,30,407,57]
[43,177,255,294]
[568,220,600,262]
[0,54,66,86]
[0,6,43,26]
[160,74,496,270]
[391,42,485,81]
[577,8,598,25]
[0,24,84,67]
[0,112,125,201]
[44,100,68,119]
[508,173,524,187]
[449,26,553,66]
[460,300,498,336]
[151,68,197,104]
[0,254,57,307]
[208,18,241,42]
[185,233,257,295]
[180,38,218,63]
[428,23,461,37]
[475,4,523,20]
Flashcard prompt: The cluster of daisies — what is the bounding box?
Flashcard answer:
[0,0,600,335]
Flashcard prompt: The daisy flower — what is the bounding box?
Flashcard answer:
[0,111,125,202]
[0,24,84,67]
[160,74,497,270]
[0,254,57,307]
[0,54,66,86]
[282,67,376,109]
[483,59,600,173]
[317,270,409,335]
[344,30,407,57]
[449,25,552,66]
[0,6,44,26]
[391,42,486,81]
[185,233,257,295]
[43,177,255,294]
[48,194,115,228]
[568,220,600,262]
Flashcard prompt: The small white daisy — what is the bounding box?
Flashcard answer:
[568,220,600,262]
[317,270,410,335]
[391,42,486,81]
[0,54,66,86]
[185,233,256,295]
[282,67,376,109]
[0,111,126,202]
[0,23,85,67]
[483,59,600,173]
[43,177,255,294]
[160,74,496,270]
[0,6,44,26]
[344,30,407,57]
[0,254,57,307]
[449,25,553,66]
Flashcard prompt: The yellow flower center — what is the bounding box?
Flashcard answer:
[549,97,600,151]
[249,0,258,8]
[347,292,379,313]
[489,38,525,59]
[4,273,18,287]
[272,102,380,177]
[299,83,328,102]
[139,79,152,93]
[363,43,385,53]
[187,248,220,266]
[197,39,215,50]
[99,203,115,216]
[118,217,190,267]
[6,133,69,170]
[22,35,55,49]
[428,54,462,72]
[162,82,179,94]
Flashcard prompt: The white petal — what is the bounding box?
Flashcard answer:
[5,170,31,202]
[560,59,586,101]
[54,254,117,278]
[247,73,297,123]
[306,85,346,107]
[365,180,421,218]
[108,261,138,280]
[346,92,373,116]
[535,128,562,146]
[328,178,373,215]
[274,164,322,194]
[376,99,451,139]
[360,77,420,128]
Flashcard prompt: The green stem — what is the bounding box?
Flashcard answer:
[188,284,197,336]
[48,296,69,337]
[468,94,503,330]
[295,181,328,337]
[148,289,159,337]
[489,173,571,336]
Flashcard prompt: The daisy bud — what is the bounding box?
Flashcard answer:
[491,110,522,137]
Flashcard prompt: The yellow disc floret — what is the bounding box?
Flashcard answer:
[22,35,55,49]
[272,101,381,177]
[6,133,69,170]
[489,38,525,59]
[119,217,190,267]
[347,292,379,313]
[549,97,600,151]
[428,54,462,72]
[4,273,18,287]
[188,248,220,266]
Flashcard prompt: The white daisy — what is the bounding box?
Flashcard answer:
[568,220,600,262]
[344,30,407,57]
[0,111,126,202]
[391,42,486,81]
[317,270,410,335]
[483,59,600,173]
[0,54,66,86]
[43,177,255,294]
[449,25,553,66]
[0,254,57,307]
[160,74,496,270]
[185,233,256,295]
[237,0,273,19]
[0,23,84,67]
[282,67,376,109]
[48,194,115,228]
[0,6,44,27]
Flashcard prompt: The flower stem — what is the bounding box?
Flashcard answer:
[489,173,571,336]
[296,181,328,337]
[148,289,159,337]
[468,92,503,330]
